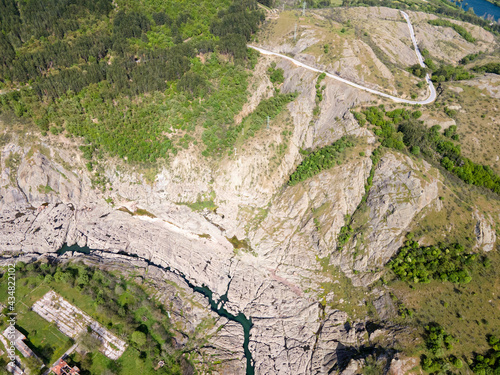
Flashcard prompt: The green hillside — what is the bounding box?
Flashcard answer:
[0,0,265,162]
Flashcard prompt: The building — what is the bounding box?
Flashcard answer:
[2,327,37,359]
[6,362,23,375]
[50,359,80,375]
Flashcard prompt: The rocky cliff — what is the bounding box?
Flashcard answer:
[1,8,499,373]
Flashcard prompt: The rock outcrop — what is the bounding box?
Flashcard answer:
[474,211,497,252]
[0,23,493,372]
[337,152,439,286]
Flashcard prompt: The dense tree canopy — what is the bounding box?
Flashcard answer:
[0,0,268,164]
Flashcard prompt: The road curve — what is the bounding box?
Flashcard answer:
[249,10,436,105]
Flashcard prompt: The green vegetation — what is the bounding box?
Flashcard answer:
[334,146,382,252]
[421,325,500,374]
[428,19,476,43]
[388,239,488,284]
[316,72,326,102]
[288,136,354,185]
[362,147,382,199]
[421,323,460,373]
[0,261,185,374]
[388,248,500,372]
[180,199,218,212]
[227,235,253,255]
[118,206,157,218]
[0,0,266,163]
[431,64,474,82]
[398,120,500,195]
[313,72,327,116]
[472,335,500,374]
[408,61,474,82]
[444,125,460,141]
[351,110,366,126]
[361,105,405,150]
[37,184,55,194]
[210,91,297,155]
[473,63,500,75]
[459,52,482,65]
[407,65,428,79]
[4,151,21,184]
[360,105,500,195]
[267,62,285,84]
[336,224,354,250]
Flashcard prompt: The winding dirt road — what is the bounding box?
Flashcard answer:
[249,10,436,105]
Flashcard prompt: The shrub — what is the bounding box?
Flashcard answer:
[288,136,355,185]
[428,19,476,43]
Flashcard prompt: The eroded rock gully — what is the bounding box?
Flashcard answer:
[1,58,441,374]
[0,142,440,374]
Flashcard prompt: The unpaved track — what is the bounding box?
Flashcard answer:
[249,10,436,105]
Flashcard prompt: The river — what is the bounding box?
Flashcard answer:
[56,244,255,374]
[450,0,500,21]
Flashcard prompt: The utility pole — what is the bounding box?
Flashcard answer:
[302,1,306,16]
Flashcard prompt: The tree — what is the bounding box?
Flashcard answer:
[78,332,102,352]
[218,33,247,60]
[131,331,147,347]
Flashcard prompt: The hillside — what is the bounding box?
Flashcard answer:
[1,1,500,374]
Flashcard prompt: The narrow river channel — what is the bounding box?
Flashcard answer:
[56,244,255,374]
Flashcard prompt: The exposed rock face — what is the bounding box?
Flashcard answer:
[0,137,382,374]
[0,45,387,372]
[410,11,496,64]
[474,211,497,252]
[4,133,440,374]
[0,252,247,374]
[0,28,482,372]
[387,354,419,375]
[334,152,439,286]
[310,311,367,374]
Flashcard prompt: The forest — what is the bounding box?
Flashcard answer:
[0,0,267,163]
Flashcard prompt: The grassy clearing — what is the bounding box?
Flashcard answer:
[179,199,217,212]
[439,82,500,175]
[118,207,157,218]
[315,260,374,320]
[0,277,72,364]
[0,262,186,374]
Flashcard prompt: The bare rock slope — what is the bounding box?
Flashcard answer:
[1,7,498,374]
